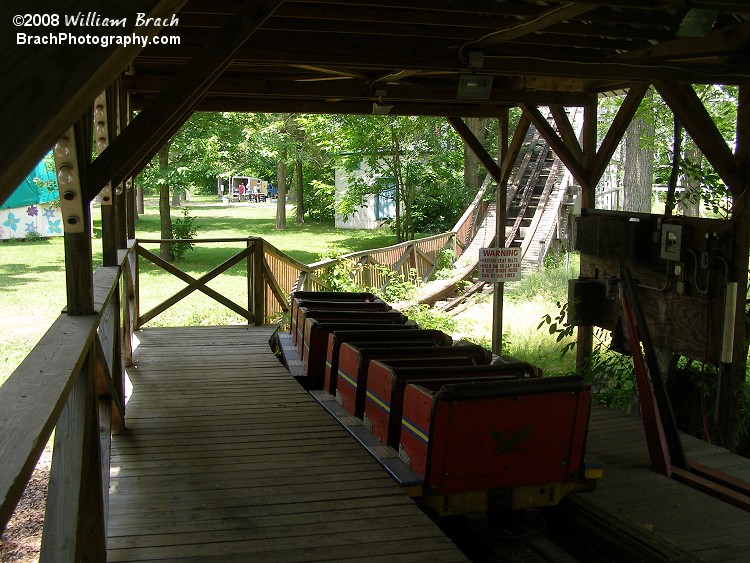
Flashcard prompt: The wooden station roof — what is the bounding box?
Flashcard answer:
[2,0,750,203]
[125,0,750,116]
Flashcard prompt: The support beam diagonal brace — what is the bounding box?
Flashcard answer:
[521,104,588,188]
[87,0,284,200]
[655,81,742,193]
[448,116,504,186]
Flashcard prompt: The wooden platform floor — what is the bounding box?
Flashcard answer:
[581,403,750,561]
[106,326,466,562]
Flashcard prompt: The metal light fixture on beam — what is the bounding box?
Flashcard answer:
[53,128,85,233]
[372,89,393,115]
[94,92,113,206]
[457,74,493,100]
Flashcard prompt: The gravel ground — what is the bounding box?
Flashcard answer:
[0,445,51,563]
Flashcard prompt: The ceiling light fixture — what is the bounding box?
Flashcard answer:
[372,89,393,115]
[457,74,494,100]
[676,9,719,37]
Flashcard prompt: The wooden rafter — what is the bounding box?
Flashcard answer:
[463,3,600,48]
[550,106,583,163]
[655,81,742,192]
[447,116,504,186]
[87,0,284,199]
[0,0,187,206]
[521,104,588,187]
[589,83,650,187]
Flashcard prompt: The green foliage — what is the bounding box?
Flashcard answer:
[584,334,636,409]
[430,248,457,280]
[738,384,750,458]
[316,249,363,292]
[507,254,577,304]
[403,304,457,333]
[304,180,335,222]
[170,207,198,261]
[537,300,576,357]
[314,114,466,240]
[376,266,421,303]
[679,158,730,218]
[23,230,46,243]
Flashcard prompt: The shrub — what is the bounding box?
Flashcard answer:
[403,304,457,333]
[171,207,198,261]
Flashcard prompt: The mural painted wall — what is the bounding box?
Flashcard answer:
[1,156,61,240]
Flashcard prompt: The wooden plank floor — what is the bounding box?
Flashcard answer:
[107,326,466,562]
[581,403,750,561]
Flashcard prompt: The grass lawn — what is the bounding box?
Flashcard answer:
[0,198,399,384]
[0,195,578,385]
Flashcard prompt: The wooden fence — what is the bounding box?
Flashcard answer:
[0,237,315,559]
[0,244,136,560]
[305,232,455,292]
[0,222,496,557]
[133,237,312,327]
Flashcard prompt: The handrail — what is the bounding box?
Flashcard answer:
[0,236,317,557]
[132,237,311,326]
[305,232,454,293]
[0,243,136,559]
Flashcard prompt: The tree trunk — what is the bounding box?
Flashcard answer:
[295,152,304,224]
[680,139,703,217]
[463,117,487,202]
[171,187,181,207]
[623,93,655,213]
[136,183,144,216]
[276,149,287,230]
[158,143,174,262]
[390,125,404,242]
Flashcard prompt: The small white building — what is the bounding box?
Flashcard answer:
[334,161,395,229]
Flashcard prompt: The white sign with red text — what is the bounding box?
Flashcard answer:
[478,247,522,282]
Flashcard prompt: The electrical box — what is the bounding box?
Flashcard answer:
[574,213,654,263]
[568,278,605,326]
[660,224,684,261]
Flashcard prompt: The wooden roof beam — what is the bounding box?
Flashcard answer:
[589,83,650,187]
[0,0,187,207]
[87,0,284,200]
[550,107,583,163]
[447,117,504,186]
[465,3,599,49]
[655,80,743,193]
[520,104,588,187]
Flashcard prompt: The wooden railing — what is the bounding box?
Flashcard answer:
[305,232,455,292]
[1,226,498,557]
[0,236,315,559]
[0,243,135,560]
[134,237,312,327]
[451,172,494,257]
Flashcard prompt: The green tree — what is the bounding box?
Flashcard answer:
[306,114,465,242]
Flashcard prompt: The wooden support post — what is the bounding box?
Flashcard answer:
[492,109,509,356]
[97,84,120,267]
[247,239,253,326]
[40,350,106,562]
[134,247,141,330]
[63,114,95,316]
[716,83,750,449]
[253,239,265,326]
[575,99,598,373]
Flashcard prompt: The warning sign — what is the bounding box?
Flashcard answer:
[478,247,522,282]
